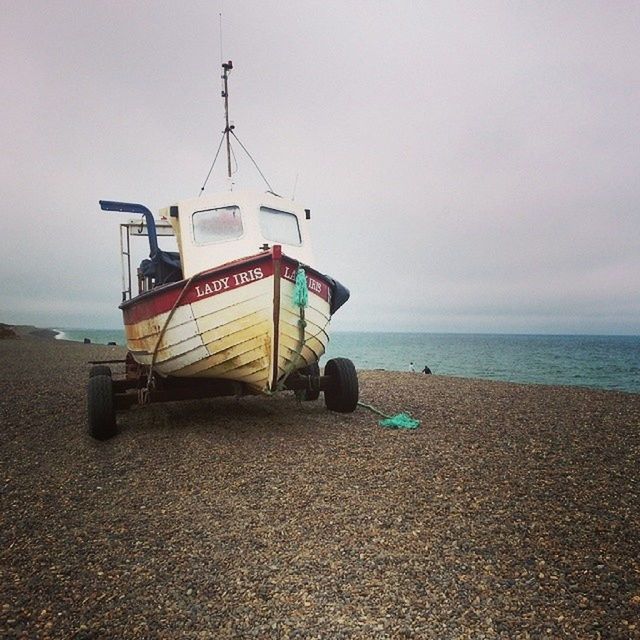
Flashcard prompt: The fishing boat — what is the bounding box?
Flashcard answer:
[88,61,358,440]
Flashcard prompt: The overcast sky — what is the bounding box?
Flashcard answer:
[1,1,638,334]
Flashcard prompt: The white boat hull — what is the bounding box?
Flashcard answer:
[121,250,333,393]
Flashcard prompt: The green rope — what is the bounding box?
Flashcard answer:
[293,267,308,308]
[379,413,420,429]
[358,401,421,430]
[287,269,419,430]
[275,267,309,392]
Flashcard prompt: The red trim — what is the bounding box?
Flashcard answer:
[121,254,272,325]
[121,251,331,326]
[280,257,330,303]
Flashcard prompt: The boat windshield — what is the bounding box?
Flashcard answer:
[259,207,301,246]
[192,206,243,244]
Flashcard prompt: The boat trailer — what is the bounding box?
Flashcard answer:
[87,353,358,440]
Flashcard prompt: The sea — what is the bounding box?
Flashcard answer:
[55,329,640,394]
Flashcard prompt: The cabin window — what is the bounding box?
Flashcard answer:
[259,207,301,246]
[192,206,243,244]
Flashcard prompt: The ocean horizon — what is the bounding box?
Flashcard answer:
[55,328,640,394]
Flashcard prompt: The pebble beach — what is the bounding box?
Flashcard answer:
[1,332,639,639]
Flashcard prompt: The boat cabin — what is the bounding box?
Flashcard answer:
[101,191,315,301]
[162,191,314,277]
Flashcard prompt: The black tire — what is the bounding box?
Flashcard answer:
[324,358,359,413]
[298,361,321,401]
[89,365,112,378]
[88,374,117,440]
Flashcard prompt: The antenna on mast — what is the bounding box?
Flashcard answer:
[199,60,274,194]
[221,60,234,179]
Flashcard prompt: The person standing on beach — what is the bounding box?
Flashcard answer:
[422,365,432,374]
[410,362,416,372]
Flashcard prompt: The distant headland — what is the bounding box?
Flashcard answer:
[0,322,60,340]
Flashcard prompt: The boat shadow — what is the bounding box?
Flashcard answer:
[118,393,331,437]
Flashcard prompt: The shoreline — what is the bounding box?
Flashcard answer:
[1,320,638,395]
[0,323,109,344]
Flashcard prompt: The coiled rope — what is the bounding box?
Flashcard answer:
[357,402,420,430]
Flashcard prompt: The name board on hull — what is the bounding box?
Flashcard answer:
[121,255,330,325]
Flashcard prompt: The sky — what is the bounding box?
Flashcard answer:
[1,0,639,334]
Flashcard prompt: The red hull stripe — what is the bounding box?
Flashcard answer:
[121,253,330,326]
[280,260,331,304]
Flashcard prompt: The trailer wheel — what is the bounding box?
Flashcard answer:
[299,361,321,401]
[324,358,358,413]
[89,365,112,378]
[88,374,117,440]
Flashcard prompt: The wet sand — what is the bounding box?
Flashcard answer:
[1,335,639,639]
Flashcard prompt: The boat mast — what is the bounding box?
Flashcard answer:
[221,60,234,178]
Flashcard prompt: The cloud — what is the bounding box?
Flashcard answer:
[1,1,638,334]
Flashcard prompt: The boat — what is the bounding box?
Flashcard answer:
[88,61,358,440]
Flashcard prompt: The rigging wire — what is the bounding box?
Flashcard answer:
[230,129,275,193]
[229,139,239,174]
[202,11,279,197]
[198,130,226,196]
